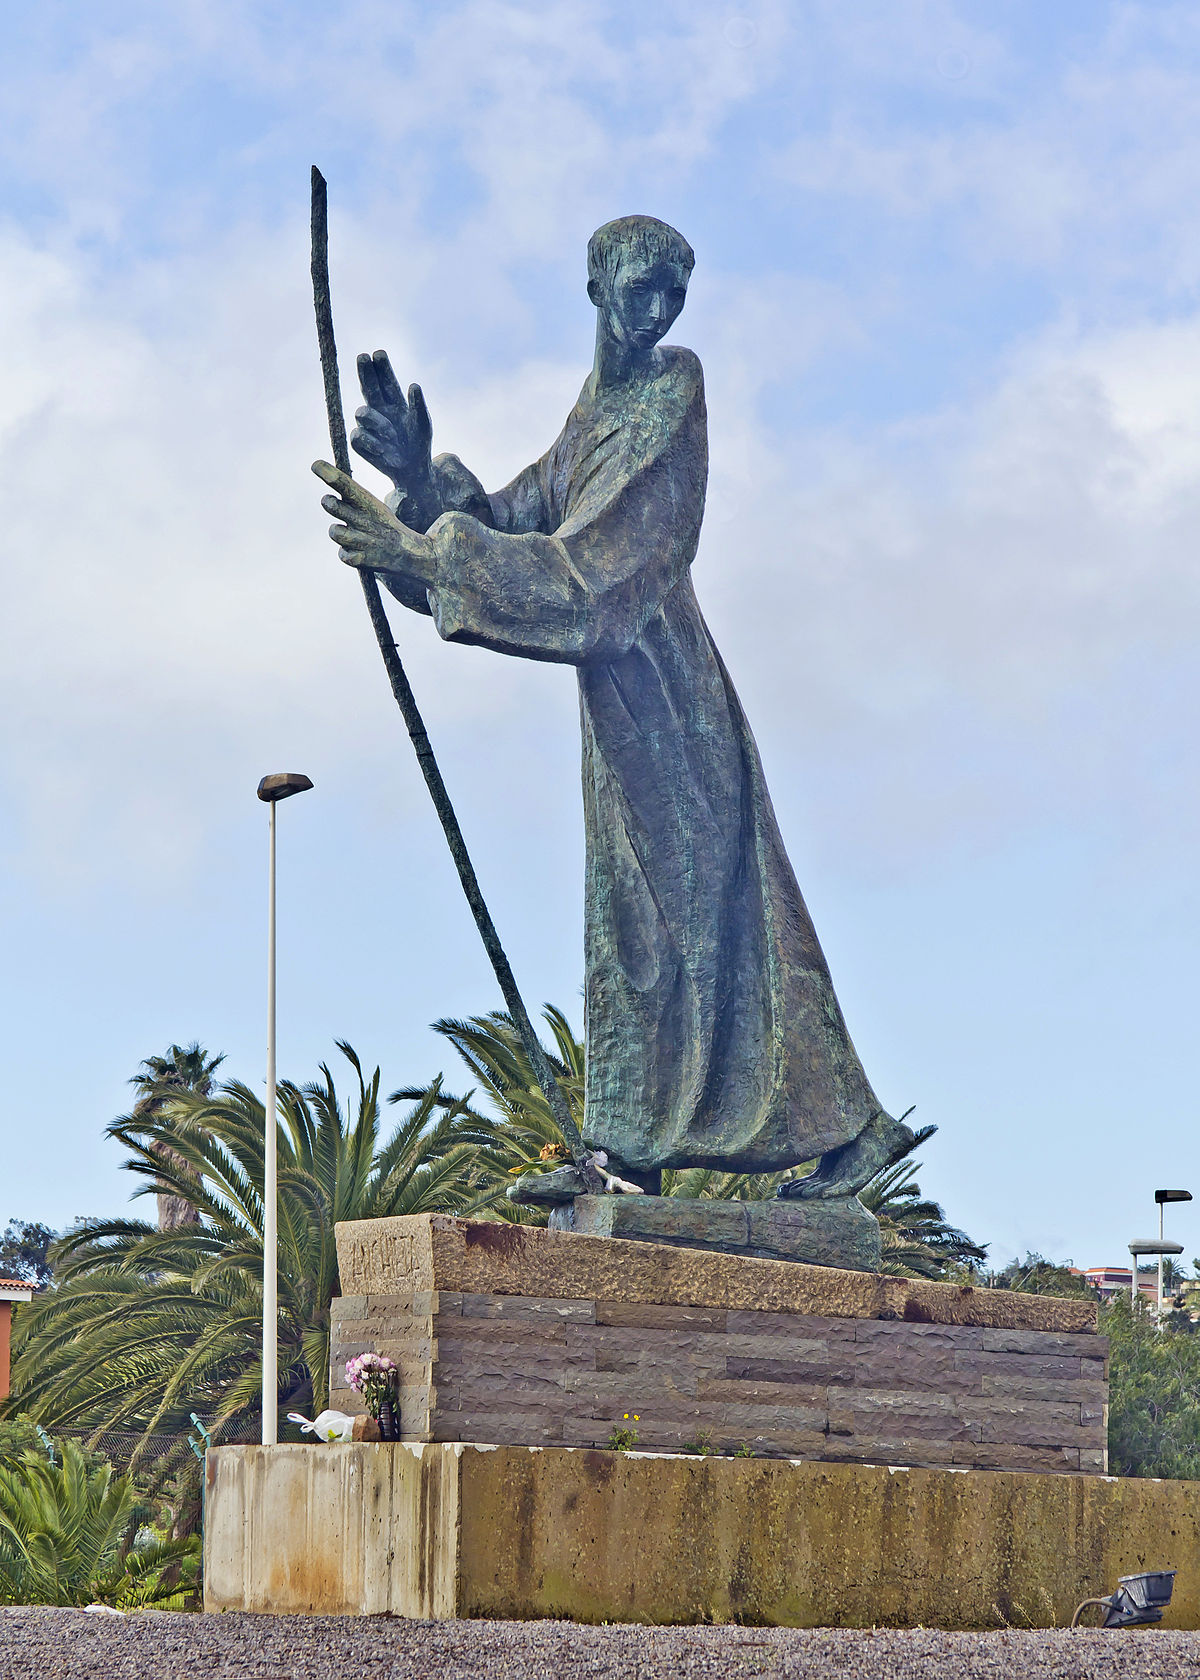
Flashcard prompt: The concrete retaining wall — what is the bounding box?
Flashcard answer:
[204,1443,1200,1628]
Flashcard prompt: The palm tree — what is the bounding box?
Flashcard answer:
[861,1127,988,1278]
[0,1439,198,1608]
[1162,1256,1186,1295]
[390,1006,588,1221]
[408,1005,584,1167]
[659,1166,801,1200]
[127,1042,226,1230]
[10,1044,499,1483]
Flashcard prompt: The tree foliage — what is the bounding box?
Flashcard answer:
[1104,1295,1200,1480]
[0,1221,56,1289]
[0,1416,51,1469]
[988,1252,1098,1298]
[393,1006,583,1199]
[859,1128,988,1277]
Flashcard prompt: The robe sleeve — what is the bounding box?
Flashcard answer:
[381,450,555,615]
[424,367,705,667]
[422,452,555,535]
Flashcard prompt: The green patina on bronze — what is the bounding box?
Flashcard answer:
[314,214,912,1211]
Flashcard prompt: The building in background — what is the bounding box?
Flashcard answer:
[0,1279,36,1399]
[1078,1265,1157,1302]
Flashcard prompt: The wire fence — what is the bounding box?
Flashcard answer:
[45,1421,262,1473]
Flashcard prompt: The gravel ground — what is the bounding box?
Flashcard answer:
[5,1610,1200,1680]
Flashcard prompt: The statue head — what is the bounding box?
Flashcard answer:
[587,216,694,354]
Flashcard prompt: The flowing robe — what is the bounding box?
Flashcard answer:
[389,345,888,1171]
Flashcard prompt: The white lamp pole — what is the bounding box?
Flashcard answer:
[257,773,313,1446]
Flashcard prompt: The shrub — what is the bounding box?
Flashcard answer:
[0,1440,199,1608]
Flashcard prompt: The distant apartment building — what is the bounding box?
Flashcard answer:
[0,1279,35,1399]
[1077,1265,1158,1302]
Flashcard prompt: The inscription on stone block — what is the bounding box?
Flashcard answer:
[341,1229,415,1295]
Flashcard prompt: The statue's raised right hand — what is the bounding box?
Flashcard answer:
[350,350,434,500]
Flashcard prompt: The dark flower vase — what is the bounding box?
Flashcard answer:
[378,1393,400,1442]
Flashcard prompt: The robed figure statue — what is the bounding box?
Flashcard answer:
[314,215,913,1199]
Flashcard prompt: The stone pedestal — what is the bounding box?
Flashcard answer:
[329,1215,1106,1475]
[549,1192,881,1269]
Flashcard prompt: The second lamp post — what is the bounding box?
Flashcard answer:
[256,771,313,1446]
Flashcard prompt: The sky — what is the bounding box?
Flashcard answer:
[2,0,1199,1272]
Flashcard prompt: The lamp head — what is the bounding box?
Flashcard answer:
[1156,1189,1192,1205]
[257,773,314,803]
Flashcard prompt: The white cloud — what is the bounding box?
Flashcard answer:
[0,201,623,896]
[768,3,1200,294]
[693,300,1200,879]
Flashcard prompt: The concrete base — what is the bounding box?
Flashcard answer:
[548,1193,882,1270]
[204,1443,1200,1628]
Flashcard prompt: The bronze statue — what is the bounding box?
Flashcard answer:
[314,215,913,1205]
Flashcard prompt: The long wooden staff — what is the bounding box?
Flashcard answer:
[309,167,598,1188]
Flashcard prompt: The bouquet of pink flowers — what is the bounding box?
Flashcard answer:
[345,1352,399,1439]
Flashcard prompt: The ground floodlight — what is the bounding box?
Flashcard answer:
[1072,1569,1176,1629]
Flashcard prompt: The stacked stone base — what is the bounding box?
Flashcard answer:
[329,1215,1106,1474]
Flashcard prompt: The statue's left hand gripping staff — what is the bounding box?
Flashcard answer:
[308,166,602,1195]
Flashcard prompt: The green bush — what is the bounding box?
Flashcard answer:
[1104,1296,1200,1480]
[0,1439,199,1608]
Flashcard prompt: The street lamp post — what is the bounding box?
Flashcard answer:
[257,772,313,1446]
[1154,1190,1192,1320]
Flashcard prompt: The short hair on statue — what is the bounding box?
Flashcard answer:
[587,216,695,289]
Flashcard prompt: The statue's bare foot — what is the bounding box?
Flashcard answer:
[776,1112,916,1201]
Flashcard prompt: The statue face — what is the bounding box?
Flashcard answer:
[590,256,690,353]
